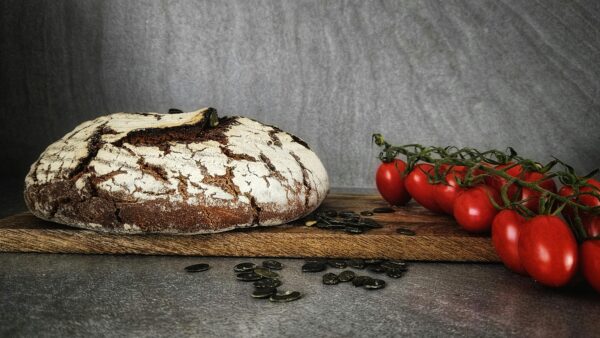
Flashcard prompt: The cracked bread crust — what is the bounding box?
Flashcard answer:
[24,107,329,234]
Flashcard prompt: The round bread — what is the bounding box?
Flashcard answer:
[24,107,329,234]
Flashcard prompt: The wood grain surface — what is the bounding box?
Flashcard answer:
[0,194,499,261]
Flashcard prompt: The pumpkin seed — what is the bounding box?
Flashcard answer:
[302,261,327,272]
[344,226,364,234]
[364,278,386,290]
[252,287,277,299]
[396,228,416,236]
[253,278,282,289]
[368,265,387,274]
[269,291,303,302]
[339,211,356,218]
[254,267,279,279]
[184,263,210,272]
[381,260,407,270]
[364,259,385,265]
[262,260,283,270]
[322,273,340,285]
[338,270,355,282]
[373,207,394,213]
[352,276,373,287]
[168,108,183,114]
[386,268,405,279]
[346,259,366,269]
[360,211,374,216]
[327,260,348,269]
[234,262,256,273]
[236,272,262,281]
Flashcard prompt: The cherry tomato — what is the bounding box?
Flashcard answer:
[405,164,444,213]
[434,169,466,215]
[484,163,524,198]
[492,210,528,275]
[375,159,411,206]
[453,185,501,233]
[518,215,578,287]
[559,178,600,231]
[581,240,600,293]
[582,214,600,238]
[519,172,557,213]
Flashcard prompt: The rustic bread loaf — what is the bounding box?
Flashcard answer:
[24,107,329,234]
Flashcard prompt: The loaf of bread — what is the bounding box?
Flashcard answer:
[24,107,329,234]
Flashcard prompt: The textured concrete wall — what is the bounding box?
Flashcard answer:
[1,0,599,188]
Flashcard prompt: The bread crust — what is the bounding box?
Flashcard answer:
[24,108,329,234]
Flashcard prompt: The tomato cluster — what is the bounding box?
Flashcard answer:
[375,159,600,292]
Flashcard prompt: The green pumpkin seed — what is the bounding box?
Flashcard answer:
[386,268,405,279]
[352,276,373,287]
[344,226,364,234]
[346,259,366,269]
[327,260,347,269]
[253,278,282,289]
[368,265,387,274]
[252,287,277,299]
[236,272,262,281]
[322,273,340,285]
[396,228,416,236]
[234,262,256,273]
[373,207,394,213]
[254,267,279,279]
[338,270,355,282]
[262,260,283,270]
[269,291,303,302]
[364,259,385,265]
[364,278,386,290]
[302,262,327,272]
[381,260,407,270]
[184,263,210,272]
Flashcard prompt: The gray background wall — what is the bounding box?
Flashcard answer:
[1,0,599,189]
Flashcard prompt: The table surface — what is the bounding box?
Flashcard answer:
[1,181,599,338]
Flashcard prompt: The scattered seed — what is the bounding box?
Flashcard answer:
[262,260,283,270]
[269,291,303,302]
[338,270,356,282]
[236,272,262,281]
[252,287,277,299]
[364,278,386,290]
[184,263,210,272]
[386,268,405,279]
[344,226,364,234]
[322,273,340,285]
[327,260,348,269]
[324,210,338,217]
[396,228,416,236]
[302,261,327,273]
[168,108,183,114]
[364,259,385,265]
[338,211,356,218]
[381,260,407,270]
[373,207,395,213]
[254,278,282,289]
[254,267,279,279]
[352,276,373,287]
[234,262,256,273]
[346,259,366,269]
[360,211,374,216]
[368,265,387,274]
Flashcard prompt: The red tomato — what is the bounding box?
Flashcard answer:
[453,185,501,233]
[518,215,578,287]
[492,210,527,275]
[405,164,444,213]
[434,169,466,215]
[582,214,600,238]
[559,178,600,233]
[375,159,411,206]
[484,163,524,198]
[519,172,557,213]
[581,240,600,293]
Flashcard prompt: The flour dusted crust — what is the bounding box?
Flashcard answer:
[24,108,329,234]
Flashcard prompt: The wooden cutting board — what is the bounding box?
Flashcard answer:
[0,194,499,262]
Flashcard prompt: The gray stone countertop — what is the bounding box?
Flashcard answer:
[1,181,599,337]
